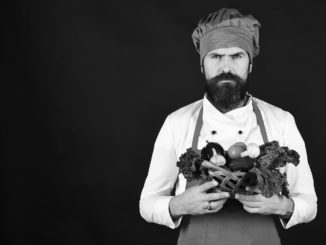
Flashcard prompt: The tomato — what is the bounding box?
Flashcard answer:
[228,142,247,159]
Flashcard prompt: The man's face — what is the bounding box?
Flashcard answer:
[203,47,251,80]
[202,47,251,112]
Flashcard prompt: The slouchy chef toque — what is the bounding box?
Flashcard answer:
[192,8,261,65]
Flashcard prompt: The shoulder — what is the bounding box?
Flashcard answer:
[166,99,202,124]
[161,99,202,142]
[253,97,297,139]
[253,97,293,121]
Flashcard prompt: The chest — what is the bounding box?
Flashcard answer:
[199,114,264,151]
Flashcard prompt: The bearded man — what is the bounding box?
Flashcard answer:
[139,8,317,245]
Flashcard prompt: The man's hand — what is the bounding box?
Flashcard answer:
[169,180,230,220]
[235,186,294,216]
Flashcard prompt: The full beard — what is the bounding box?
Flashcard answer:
[205,72,249,113]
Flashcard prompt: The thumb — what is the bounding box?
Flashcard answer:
[246,186,260,194]
[198,180,218,192]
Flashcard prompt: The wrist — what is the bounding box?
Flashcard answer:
[169,196,184,220]
[279,196,294,218]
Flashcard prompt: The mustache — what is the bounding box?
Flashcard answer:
[208,72,245,84]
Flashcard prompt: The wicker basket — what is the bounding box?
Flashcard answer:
[208,165,252,196]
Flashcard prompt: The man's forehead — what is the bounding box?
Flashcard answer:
[207,47,247,55]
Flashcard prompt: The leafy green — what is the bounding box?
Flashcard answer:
[251,167,287,198]
[176,148,205,181]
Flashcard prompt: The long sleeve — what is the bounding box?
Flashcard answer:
[139,116,182,229]
[280,113,317,228]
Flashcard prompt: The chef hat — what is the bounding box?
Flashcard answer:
[191,8,261,65]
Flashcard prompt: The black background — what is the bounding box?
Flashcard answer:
[3,0,325,244]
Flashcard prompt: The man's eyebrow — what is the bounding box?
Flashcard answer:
[230,52,245,56]
[209,51,246,56]
[209,52,224,56]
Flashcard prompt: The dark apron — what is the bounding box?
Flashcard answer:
[177,100,281,245]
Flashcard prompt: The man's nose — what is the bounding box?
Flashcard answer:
[221,66,232,73]
[220,58,233,73]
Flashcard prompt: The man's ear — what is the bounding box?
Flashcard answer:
[249,64,253,73]
[200,65,204,74]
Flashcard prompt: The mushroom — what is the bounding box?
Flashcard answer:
[240,143,260,158]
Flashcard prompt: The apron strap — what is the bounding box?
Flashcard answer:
[191,106,203,154]
[191,98,268,151]
[252,99,268,144]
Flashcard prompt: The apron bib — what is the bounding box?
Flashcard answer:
[177,100,281,245]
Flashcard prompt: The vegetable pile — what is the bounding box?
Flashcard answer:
[176,141,300,198]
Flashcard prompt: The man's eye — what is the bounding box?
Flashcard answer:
[232,54,242,59]
[211,54,222,59]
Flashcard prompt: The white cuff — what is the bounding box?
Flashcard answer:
[154,196,183,229]
[279,195,316,229]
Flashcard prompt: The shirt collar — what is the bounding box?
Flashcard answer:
[203,93,254,122]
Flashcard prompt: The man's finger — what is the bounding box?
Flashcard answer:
[208,199,227,210]
[243,205,260,214]
[206,192,230,201]
[201,160,222,170]
[235,193,261,202]
[245,186,260,193]
[208,170,227,178]
[198,180,218,192]
[240,200,260,208]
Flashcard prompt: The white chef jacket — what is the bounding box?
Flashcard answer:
[139,95,317,229]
